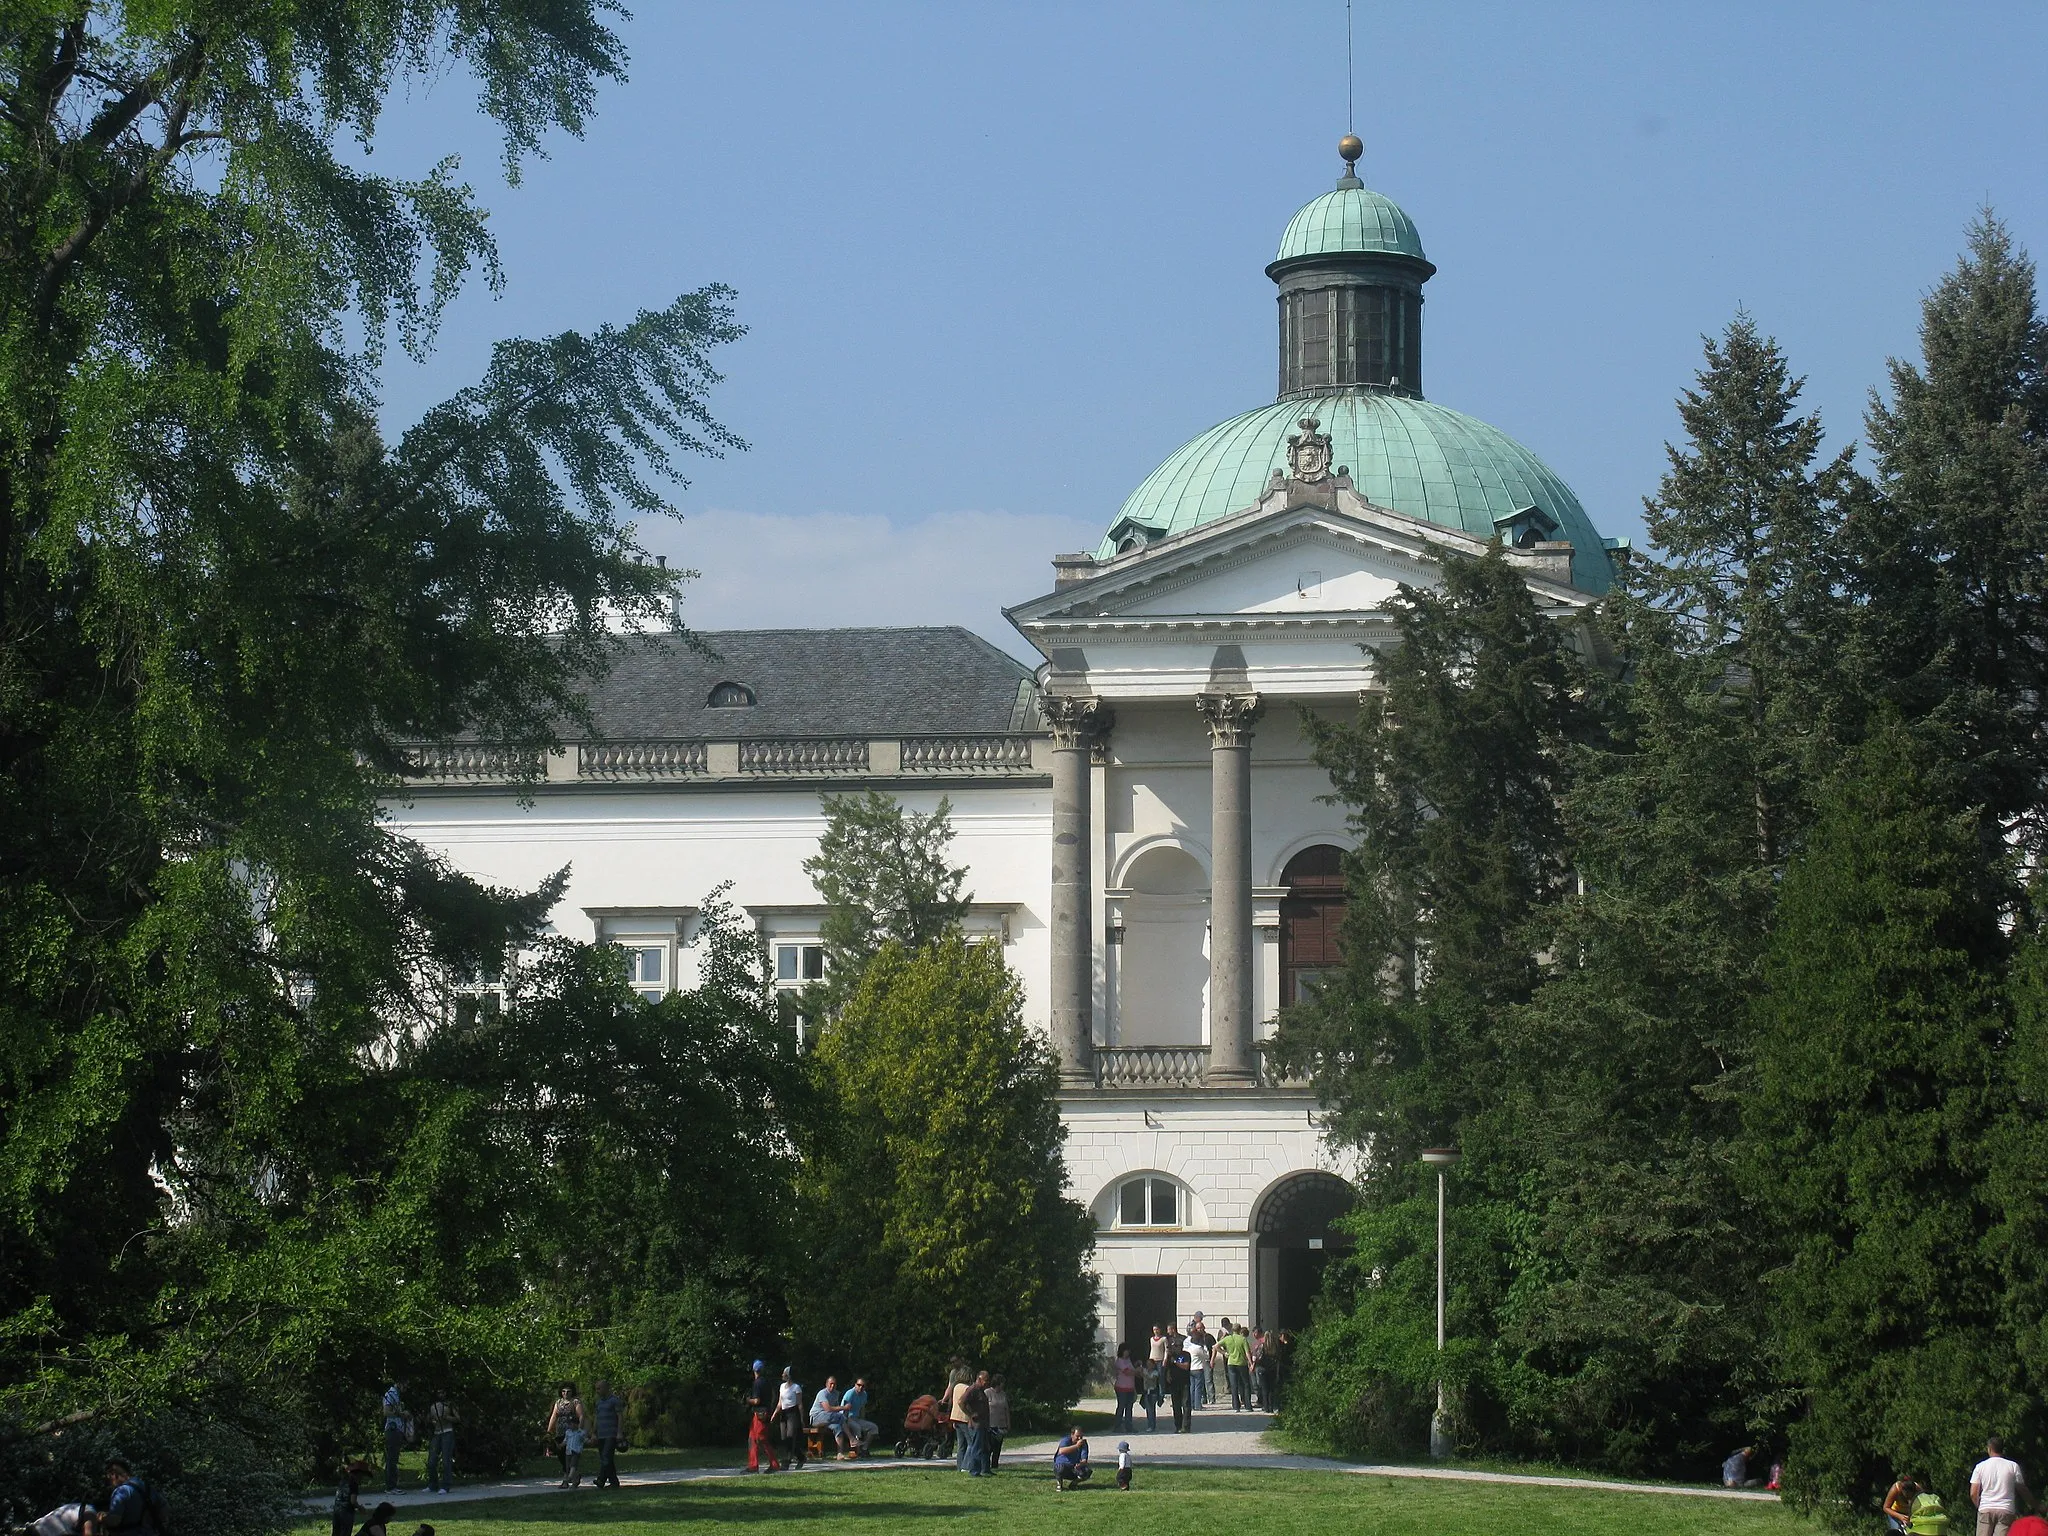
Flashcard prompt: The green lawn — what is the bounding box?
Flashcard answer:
[332,1445,736,1495]
[302,1465,1810,1534]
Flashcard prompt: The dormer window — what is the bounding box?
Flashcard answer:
[1494,503,1560,551]
[707,681,756,708]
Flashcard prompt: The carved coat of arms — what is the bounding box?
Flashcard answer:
[1286,417,1333,483]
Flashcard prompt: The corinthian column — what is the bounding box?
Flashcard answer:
[1198,691,1263,1084]
[1042,694,1111,1085]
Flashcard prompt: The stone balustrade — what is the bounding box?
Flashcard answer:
[1096,1046,1210,1089]
[403,734,1047,786]
[577,740,710,778]
[404,743,544,780]
[1091,1042,1310,1091]
[738,737,869,775]
[901,735,1036,772]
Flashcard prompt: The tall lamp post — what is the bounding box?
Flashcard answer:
[1420,1147,1461,1461]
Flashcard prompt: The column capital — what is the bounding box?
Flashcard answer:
[1041,692,1114,750]
[1197,690,1264,748]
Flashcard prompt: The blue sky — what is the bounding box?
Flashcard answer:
[371,2,2048,655]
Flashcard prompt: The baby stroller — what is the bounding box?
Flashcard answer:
[895,1394,949,1459]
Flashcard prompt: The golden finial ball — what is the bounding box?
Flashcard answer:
[1338,134,1364,165]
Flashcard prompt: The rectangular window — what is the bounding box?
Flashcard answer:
[1121,1179,1149,1226]
[1149,1178,1178,1226]
[621,944,666,1004]
[775,944,826,984]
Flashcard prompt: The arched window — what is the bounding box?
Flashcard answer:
[706,681,756,708]
[1116,1175,1182,1229]
[1280,845,1346,1006]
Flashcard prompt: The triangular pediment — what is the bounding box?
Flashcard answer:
[1094,521,1427,618]
[1009,487,1588,637]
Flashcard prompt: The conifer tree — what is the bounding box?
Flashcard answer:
[1481,319,1851,1466]
[1743,723,2021,1521]
[1274,546,1590,1457]
[1276,545,1592,1155]
[1850,214,2048,868]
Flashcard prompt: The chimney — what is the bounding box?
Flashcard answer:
[1530,541,1575,584]
[1052,553,1098,590]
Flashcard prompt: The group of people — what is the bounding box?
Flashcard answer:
[1110,1314,1290,1434]
[743,1362,882,1471]
[26,1458,176,1536]
[935,1358,1014,1477]
[329,1453,440,1536]
[1883,1440,2048,1536]
[540,1380,629,1489]
[372,1383,460,1495]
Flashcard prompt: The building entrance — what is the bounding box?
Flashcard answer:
[1253,1171,1355,1332]
[1121,1274,1178,1345]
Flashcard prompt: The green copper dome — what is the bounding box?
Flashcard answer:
[1099,392,1611,593]
[1274,184,1427,264]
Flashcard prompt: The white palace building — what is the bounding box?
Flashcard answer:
[390,142,1620,1353]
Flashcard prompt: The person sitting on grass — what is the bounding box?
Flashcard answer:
[1053,1427,1090,1491]
[355,1503,396,1536]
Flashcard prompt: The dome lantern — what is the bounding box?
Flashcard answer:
[1268,137,1436,400]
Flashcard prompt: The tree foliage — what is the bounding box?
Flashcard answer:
[793,936,1096,1423]
[1283,242,2048,1503]
[0,3,766,1516]
[803,790,971,999]
[1743,724,2021,1518]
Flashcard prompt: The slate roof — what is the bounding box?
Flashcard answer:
[572,628,1041,740]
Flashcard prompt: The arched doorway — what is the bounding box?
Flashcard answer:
[1279,845,1347,1007]
[1117,845,1208,1045]
[1253,1170,1355,1332]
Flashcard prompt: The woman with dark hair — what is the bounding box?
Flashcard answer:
[354,1502,397,1536]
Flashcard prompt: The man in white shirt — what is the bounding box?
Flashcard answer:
[1971,1436,2037,1536]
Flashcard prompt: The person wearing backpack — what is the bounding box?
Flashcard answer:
[102,1459,169,1534]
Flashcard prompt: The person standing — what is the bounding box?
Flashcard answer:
[1270,1330,1294,1410]
[1249,1329,1268,1408]
[1140,1353,1161,1432]
[331,1457,370,1536]
[1972,1437,2037,1536]
[960,1371,991,1477]
[544,1383,584,1488]
[1165,1337,1191,1434]
[947,1369,976,1470]
[984,1374,1011,1471]
[776,1368,807,1470]
[1111,1345,1137,1432]
[745,1360,781,1473]
[1220,1325,1253,1411]
[1186,1330,1209,1423]
[380,1383,409,1493]
[423,1395,456,1494]
[591,1381,625,1488]
[1148,1323,1168,1372]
